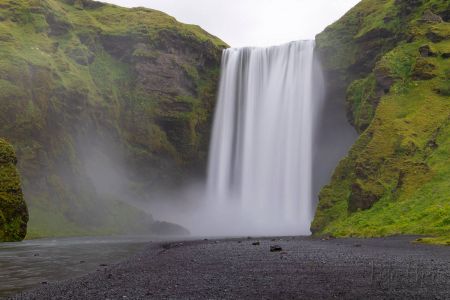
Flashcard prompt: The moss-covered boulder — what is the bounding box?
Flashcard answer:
[0,0,227,238]
[0,139,28,242]
[312,0,450,245]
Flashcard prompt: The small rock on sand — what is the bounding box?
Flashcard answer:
[270,245,282,252]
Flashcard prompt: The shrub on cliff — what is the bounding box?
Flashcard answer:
[0,139,28,242]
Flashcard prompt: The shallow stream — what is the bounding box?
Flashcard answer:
[0,236,152,298]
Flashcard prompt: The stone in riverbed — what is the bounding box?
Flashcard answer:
[270,245,282,252]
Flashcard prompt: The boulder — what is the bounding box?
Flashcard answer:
[348,181,384,212]
[374,65,394,92]
[412,59,436,80]
[426,31,446,43]
[418,45,437,57]
[45,13,73,36]
[421,10,443,23]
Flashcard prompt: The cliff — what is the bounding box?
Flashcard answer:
[312,0,450,245]
[0,139,28,242]
[0,0,226,238]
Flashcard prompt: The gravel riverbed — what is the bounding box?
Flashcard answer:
[11,236,450,299]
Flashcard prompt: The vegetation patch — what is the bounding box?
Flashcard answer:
[313,0,450,245]
[0,0,227,238]
[0,139,28,242]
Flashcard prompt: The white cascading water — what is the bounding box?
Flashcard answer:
[206,40,323,236]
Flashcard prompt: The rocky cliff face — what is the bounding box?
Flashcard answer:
[312,0,449,245]
[0,139,28,242]
[0,0,226,238]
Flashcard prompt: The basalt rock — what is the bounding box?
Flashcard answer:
[421,9,444,23]
[426,30,447,43]
[270,245,282,252]
[419,45,437,57]
[348,182,383,212]
[412,59,437,80]
[45,13,72,36]
[374,65,395,92]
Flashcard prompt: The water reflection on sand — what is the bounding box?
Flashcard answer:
[0,236,152,298]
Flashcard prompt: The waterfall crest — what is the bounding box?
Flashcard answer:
[207,40,323,236]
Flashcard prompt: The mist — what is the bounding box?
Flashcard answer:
[73,41,357,238]
[80,133,196,237]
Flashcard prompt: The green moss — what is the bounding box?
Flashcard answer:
[417,235,450,246]
[313,0,450,245]
[347,74,377,132]
[379,47,416,93]
[181,63,200,82]
[0,139,28,242]
[0,0,227,238]
[26,195,151,239]
[132,46,160,60]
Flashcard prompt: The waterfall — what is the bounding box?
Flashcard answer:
[206,40,324,236]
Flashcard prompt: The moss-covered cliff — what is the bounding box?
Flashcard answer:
[0,139,28,242]
[0,0,226,238]
[312,0,450,245]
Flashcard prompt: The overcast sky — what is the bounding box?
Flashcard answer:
[102,0,361,47]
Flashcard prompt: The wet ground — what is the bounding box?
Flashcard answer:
[0,236,151,298]
[10,236,450,299]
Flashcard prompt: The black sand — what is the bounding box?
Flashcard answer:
[11,236,450,299]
